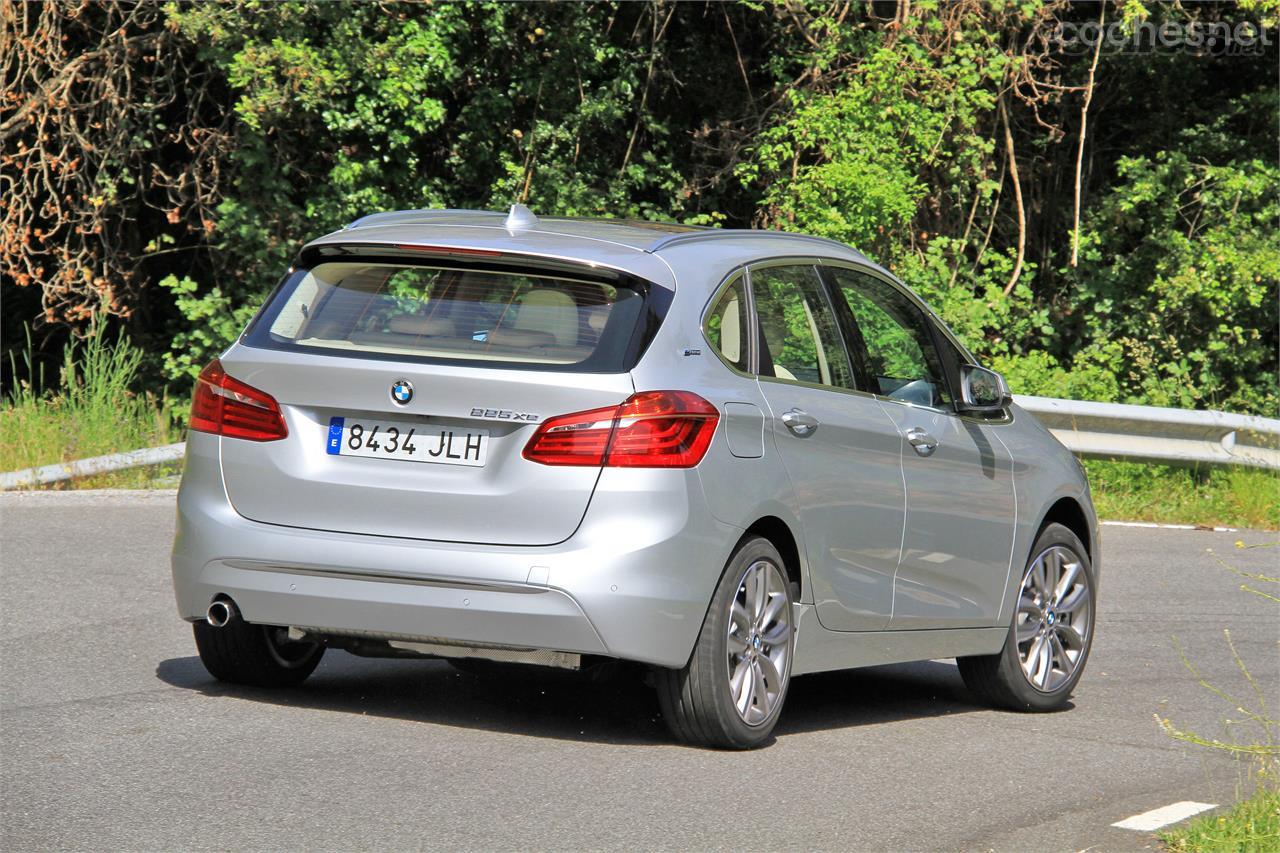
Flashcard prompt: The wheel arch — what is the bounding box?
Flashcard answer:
[741,515,805,602]
[998,492,1099,625]
[1036,496,1094,562]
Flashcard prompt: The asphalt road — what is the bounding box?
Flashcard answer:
[2,491,1276,852]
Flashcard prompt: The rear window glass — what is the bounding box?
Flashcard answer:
[250,261,647,371]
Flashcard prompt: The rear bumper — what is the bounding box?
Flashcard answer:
[171,433,737,668]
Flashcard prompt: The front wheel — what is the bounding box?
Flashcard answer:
[655,537,794,749]
[958,522,1095,711]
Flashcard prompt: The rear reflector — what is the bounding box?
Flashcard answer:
[523,390,718,468]
[189,359,288,442]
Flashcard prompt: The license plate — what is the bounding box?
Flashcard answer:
[326,416,489,467]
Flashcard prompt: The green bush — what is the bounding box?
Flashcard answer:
[1,324,179,476]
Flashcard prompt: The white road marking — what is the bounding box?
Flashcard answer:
[1112,801,1217,831]
[1101,520,1239,532]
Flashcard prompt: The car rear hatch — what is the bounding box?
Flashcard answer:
[216,249,664,546]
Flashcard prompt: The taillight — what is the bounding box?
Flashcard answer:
[523,390,718,468]
[189,359,288,442]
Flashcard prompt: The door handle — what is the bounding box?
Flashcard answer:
[905,427,938,457]
[781,409,819,437]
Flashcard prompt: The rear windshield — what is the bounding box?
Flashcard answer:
[245,260,651,372]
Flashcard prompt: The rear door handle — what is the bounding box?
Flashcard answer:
[905,427,937,457]
[781,409,819,437]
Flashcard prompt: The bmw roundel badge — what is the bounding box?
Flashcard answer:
[390,379,414,405]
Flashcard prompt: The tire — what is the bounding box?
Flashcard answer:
[958,522,1096,712]
[193,613,325,688]
[655,536,794,749]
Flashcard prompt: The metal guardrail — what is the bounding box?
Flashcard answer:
[1014,396,1280,470]
[0,443,187,490]
[0,398,1277,489]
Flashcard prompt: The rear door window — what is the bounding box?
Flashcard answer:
[750,264,854,389]
[249,261,648,371]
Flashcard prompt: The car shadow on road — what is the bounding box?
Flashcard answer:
[156,652,996,747]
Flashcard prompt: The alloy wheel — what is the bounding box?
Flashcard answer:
[1016,545,1092,693]
[726,560,791,725]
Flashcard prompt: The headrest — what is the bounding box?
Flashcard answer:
[485,329,557,348]
[388,314,456,337]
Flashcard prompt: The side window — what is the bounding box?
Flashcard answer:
[704,277,748,373]
[751,264,854,389]
[828,269,951,408]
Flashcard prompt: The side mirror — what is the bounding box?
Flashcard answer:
[959,365,1012,413]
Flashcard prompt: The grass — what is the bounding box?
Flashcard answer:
[1,324,181,488]
[1159,783,1279,852]
[1086,460,1280,531]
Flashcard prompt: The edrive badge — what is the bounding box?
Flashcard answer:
[390,379,414,405]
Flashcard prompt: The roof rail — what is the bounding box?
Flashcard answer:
[644,228,858,255]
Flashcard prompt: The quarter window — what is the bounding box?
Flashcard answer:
[704,277,749,372]
[828,268,951,408]
[751,265,853,389]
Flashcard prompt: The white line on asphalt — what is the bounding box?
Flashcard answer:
[1111,801,1217,831]
[1101,520,1239,532]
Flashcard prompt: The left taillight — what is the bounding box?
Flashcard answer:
[523,390,719,468]
[189,358,288,442]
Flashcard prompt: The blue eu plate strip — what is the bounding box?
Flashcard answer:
[326,416,345,455]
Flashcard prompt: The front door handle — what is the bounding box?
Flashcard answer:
[781,409,819,437]
[905,427,938,457]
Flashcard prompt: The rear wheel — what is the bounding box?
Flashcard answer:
[958,523,1095,711]
[193,611,325,688]
[655,537,794,749]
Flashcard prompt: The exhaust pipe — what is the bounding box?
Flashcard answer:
[206,599,238,628]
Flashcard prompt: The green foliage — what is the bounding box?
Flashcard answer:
[1,323,178,476]
[159,275,260,381]
[1070,91,1280,413]
[734,3,1033,368]
[740,18,1004,260]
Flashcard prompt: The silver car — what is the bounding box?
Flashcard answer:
[172,205,1099,748]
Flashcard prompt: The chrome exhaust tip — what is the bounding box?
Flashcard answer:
[206,599,237,628]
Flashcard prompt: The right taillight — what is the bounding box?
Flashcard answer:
[189,358,288,442]
[523,390,719,468]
